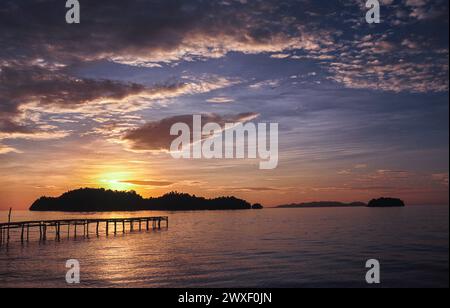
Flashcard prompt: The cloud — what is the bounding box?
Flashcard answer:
[229,187,283,192]
[354,164,368,169]
[270,53,291,59]
[0,0,447,114]
[0,0,332,66]
[0,65,146,109]
[0,130,70,141]
[206,97,235,104]
[405,0,428,7]
[0,144,21,155]
[119,180,175,187]
[432,173,449,186]
[0,61,238,143]
[123,113,259,152]
[0,64,150,136]
[249,79,281,90]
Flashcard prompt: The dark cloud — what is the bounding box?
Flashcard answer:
[0,0,317,64]
[0,65,146,110]
[0,64,150,133]
[123,113,259,152]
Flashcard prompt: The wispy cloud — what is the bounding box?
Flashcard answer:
[206,97,235,104]
[119,180,175,187]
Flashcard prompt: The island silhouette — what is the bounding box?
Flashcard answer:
[368,197,406,207]
[278,198,405,209]
[29,188,405,212]
[29,188,260,212]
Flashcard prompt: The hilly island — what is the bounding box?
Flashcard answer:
[30,188,260,212]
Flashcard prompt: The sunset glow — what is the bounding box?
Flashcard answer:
[0,0,448,210]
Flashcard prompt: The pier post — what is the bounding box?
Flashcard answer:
[21,225,25,242]
[86,222,89,237]
[122,220,125,233]
[27,224,30,241]
[7,208,11,242]
[96,222,99,236]
[139,220,142,231]
[146,219,149,231]
[56,223,60,240]
[114,221,117,235]
[74,224,77,238]
[106,221,109,236]
[130,220,134,232]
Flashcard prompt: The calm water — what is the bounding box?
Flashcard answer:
[0,206,448,288]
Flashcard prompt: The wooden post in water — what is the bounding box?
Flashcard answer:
[96,222,99,236]
[106,221,109,236]
[21,225,25,242]
[7,208,12,242]
[122,220,125,233]
[56,222,60,240]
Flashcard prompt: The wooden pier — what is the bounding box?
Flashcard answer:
[0,216,168,246]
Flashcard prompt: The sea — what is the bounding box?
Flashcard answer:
[0,206,448,288]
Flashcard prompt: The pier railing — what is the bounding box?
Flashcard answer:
[0,216,168,246]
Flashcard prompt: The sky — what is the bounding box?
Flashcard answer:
[0,0,448,209]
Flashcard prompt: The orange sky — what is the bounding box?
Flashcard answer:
[0,0,449,210]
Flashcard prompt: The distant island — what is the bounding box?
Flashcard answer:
[277,198,406,209]
[368,197,406,208]
[277,201,367,209]
[30,188,263,212]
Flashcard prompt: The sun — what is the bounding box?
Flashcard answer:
[96,171,135,191]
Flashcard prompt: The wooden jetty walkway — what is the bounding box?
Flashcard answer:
[0,216,168,246]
